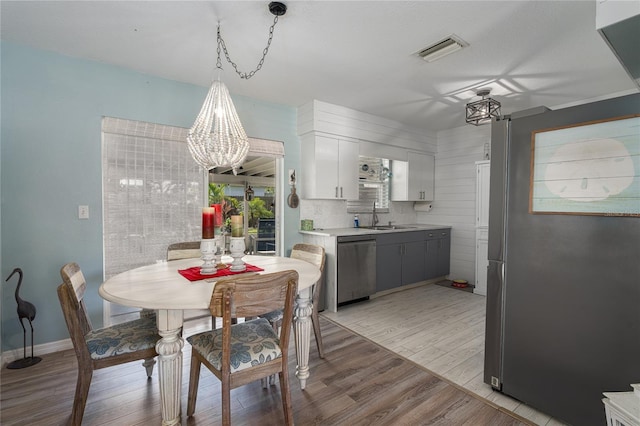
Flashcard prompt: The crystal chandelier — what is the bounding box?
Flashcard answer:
[187,2,287,173]
[465,89,501,126]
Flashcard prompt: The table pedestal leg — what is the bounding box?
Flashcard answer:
[294,290,313,389]
[156,310,184,426]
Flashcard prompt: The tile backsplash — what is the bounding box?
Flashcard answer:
[300,199,417,229]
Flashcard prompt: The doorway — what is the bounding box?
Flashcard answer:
[209,156,277,255]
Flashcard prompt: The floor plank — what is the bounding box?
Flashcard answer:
[323,282,567,426]
[1,307,531,425]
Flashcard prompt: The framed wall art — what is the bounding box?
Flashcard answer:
[530,114,640,216]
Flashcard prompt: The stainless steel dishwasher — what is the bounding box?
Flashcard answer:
[337,235,376,306]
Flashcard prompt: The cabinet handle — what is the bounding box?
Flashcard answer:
[335,187,338,198]
[442,232,447,236]
[340,187,343,198]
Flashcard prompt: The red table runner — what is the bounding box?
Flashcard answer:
[178,264,264,282]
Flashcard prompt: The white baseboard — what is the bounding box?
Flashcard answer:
[2,338,73,366]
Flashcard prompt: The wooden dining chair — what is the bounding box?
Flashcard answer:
[58,262,160,425]
[141,241,217,328]
[261,243,326,358]
[168,241,218,326]
[186,270,299,425]
[166,241,202,261]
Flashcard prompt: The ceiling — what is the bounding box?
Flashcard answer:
[1,1,637,134]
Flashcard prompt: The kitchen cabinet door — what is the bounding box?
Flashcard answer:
[376,243,403,292]
[476,161,490,228]
[436,232,451,277]
[402,240,426,285]
[338,139,359,199]
[391,152,435,201]
[425,229,451,280]
[301,133,359,199]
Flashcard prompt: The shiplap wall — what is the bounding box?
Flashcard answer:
[416,124,491,284]
[297,100,493,284]
[298,100,436,229]
[298,100,437,153]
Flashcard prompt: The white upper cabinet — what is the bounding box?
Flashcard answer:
[301,133,359,200]
[391,152,435,201]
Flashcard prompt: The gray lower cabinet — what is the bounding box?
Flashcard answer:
[376,228,451,293]
[402,240,425,284]
[376,231,427,292]
[376,243,403,291]
[425,229,451,279]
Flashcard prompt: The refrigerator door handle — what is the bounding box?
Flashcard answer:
[484,260,505,389]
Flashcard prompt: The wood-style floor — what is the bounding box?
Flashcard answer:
[324,282,567,426]
[1,290,532,426]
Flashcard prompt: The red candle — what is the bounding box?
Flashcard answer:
[211,204,223,228]
[202,207,215,239]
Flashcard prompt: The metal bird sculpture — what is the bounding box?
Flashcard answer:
[5,267,42,368]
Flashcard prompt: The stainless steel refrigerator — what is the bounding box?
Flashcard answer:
[484,93,640,425]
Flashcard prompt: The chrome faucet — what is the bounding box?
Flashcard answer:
[372,202,379,227]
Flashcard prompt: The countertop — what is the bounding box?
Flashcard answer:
[299,224,451,237]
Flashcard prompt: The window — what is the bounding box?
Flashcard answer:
[102,117,284,323]
[347,156,390,213]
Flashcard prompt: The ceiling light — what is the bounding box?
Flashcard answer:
[466,89,501,126]
[416,35,468,62]
[187,2,286,174]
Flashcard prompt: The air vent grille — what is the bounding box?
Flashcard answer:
[416,35,468,62]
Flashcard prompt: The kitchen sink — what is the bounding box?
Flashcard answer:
[359,225,416,230]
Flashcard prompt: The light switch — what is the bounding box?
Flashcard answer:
[78,205,89,219]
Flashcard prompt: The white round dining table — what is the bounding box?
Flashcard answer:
[99,255,321,426]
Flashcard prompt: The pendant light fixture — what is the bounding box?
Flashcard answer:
[465,89,501,126]
[187,2,287,173]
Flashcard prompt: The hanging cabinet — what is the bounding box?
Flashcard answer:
[300,133,359,200]
[391,151,435,201]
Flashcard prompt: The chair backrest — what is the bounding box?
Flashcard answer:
[167,241,201,261]
[59,262,95,365]
[290,243,325,304]
[60,262,92,333]
[209,270,299,346]
[57,282,93,364]
[290,243,325,272]
[257,218,275,238]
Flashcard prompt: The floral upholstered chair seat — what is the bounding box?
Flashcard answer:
[86,317,159,360]
[260,310,283,324]
[187,318,281,372]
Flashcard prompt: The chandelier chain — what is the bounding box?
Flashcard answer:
[217,15,279,80]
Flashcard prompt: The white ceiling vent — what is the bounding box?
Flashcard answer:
[416,35,468,62]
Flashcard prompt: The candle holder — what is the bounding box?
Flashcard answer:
[229,237,246,272]
[214,234,224,265]
[200,238,218,275]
